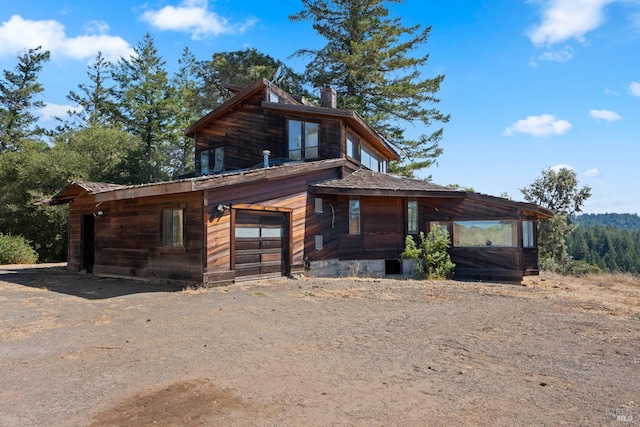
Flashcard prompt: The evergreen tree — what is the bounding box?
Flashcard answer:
[0,46,50,152]
[65,52,118,128]
[196,48,307,112]
[112,34,177,183]
[168,47,202,177]
[290,0,449,177]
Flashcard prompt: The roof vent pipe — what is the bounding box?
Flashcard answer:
[263,150,271,168]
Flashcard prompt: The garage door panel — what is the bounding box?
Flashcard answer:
[235,239,261,251]
[235,253,261,264]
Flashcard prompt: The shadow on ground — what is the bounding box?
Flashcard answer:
[0,264,184,300]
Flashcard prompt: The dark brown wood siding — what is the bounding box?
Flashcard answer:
[68,192,204,283]
[328,196,406,260]
[194,91,345,174]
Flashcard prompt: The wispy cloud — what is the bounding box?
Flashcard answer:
[630,81,640,97]
[0,15,133,61]
[503,114,572,137]
[589,109,622,121]
[530,46,574,66]
[584,168,601,177]
[39,103,80,121]
[141,0,257,39]
[528,0,615,46]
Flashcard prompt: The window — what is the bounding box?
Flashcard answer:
[162,209,184,247]
[349,198,360,235]
[288,120,319,160]
[315,197,323,214]
[453,221,517,248]
[347,131,360,161]
[407,200,418,234]
[213,147,224,173]
[361,147,380,172]
[200,151,210,175]
[315,235,323,250]
[523,220,535,248]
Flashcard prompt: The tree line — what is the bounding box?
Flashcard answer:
[0,0,448,263]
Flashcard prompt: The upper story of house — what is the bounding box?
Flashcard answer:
[184,78,400,176]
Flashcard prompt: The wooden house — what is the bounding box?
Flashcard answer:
[50,78,553,285]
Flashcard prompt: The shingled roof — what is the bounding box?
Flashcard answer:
[310,168,461,195]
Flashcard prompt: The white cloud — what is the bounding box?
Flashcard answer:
[528,0,615,46]
[537,46,574,62]
[630,81,640,96]
[589,109,621,121]
[503,114,572,137]
[141,0,257,39]
[84,20,110,35]
[584,168,601,177]
[0,15,133,62]
[39,103,81,121]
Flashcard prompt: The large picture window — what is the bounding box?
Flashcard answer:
[162,209,184,247]
[289,120,319,160]
[453,220,517,248]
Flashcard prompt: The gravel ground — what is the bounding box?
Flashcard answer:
[0,264,638,426]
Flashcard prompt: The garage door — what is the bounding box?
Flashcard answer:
[234,211,288,280]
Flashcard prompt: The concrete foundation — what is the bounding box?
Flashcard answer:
[307,258,420,278]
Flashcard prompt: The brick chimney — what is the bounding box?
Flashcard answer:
[320,85,337,108]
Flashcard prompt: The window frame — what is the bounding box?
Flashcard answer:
[162,209,185,248]
[288,120,320,160]
[407,200,418,234]
[523,220,535,248]
[452,220,518,248]
[349,197,361,235]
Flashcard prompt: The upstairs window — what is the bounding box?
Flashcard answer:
[162,209,184,247]
[200,151,210,175]
[347,132,360,161]
[361,147,380,172]
[288,120,319,160]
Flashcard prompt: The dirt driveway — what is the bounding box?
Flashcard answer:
[1,264,638,426]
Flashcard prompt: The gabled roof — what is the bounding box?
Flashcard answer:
[183,78,400,161]
[184,78,302,137]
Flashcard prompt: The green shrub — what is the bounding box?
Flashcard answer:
[401,226,455,280]
[0,234,38,264]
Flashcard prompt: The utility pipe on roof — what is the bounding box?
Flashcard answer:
[263,150,271,168]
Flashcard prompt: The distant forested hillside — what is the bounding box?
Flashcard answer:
[567,221,640,275]
[572,213,640,230]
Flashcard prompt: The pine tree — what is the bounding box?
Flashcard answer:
[112,34,177,183]
[65,52,118,128]
[0,46,50,152]
[196,48,307,112]
[290,0,449,177]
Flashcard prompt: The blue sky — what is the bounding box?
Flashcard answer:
[0,0,638,214]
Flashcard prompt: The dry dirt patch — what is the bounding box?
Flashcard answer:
[1,265,639,426]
